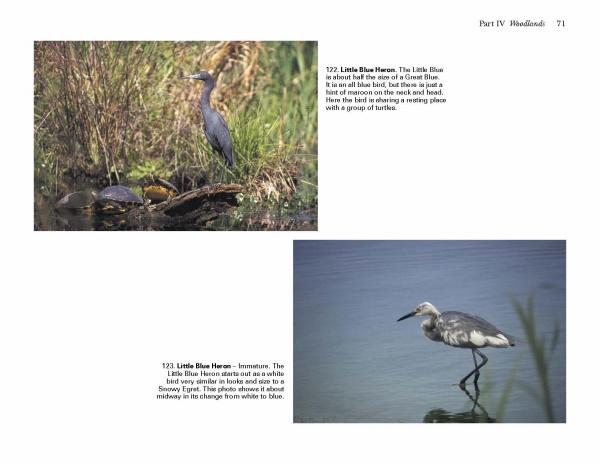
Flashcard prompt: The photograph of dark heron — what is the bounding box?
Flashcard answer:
[34,41,317,231]
[293,241,566,423]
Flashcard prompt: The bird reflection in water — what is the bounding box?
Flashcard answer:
[423,387,496,423]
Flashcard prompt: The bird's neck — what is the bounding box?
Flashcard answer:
[426,310,441,323]
[420,313,440,336]
[200,79,216,112]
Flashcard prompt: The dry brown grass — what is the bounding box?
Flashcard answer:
[34,41,317,205]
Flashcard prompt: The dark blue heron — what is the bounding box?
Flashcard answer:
[397,302,515,390]
[183,71,234,181]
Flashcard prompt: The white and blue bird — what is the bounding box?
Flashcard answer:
[397,302,515,389]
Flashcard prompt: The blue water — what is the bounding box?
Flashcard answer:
[293,241,566,423]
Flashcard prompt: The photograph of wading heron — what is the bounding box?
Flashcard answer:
[294,240,565,423]
[397,301,515,390]
[34,41,317,231]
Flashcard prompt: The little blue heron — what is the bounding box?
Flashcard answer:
[182,71,234,181]
[397,302,515,389]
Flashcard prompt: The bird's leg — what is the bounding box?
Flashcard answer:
[473,349,488,390]
[209,156,216,186]
[459,348,488,389]
[472,349,480,385]
[458,349,477,388]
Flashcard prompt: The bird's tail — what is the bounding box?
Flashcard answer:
[505,333,516,346]
[225,150,235,167]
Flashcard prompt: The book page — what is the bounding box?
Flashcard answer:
[2,0,598,463]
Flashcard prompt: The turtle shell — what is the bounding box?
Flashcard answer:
[95,185,143,214]
[143,178,179,204]
[55,190,97,212]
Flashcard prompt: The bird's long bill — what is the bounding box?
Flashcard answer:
[397,311,416,322]
[181,74,202,80]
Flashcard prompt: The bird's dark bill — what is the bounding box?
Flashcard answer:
[397,312,415,322]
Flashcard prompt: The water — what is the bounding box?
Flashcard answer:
[34,195,317,231]
[293,241,566,423]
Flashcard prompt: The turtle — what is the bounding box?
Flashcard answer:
[95,185,143,215]
[142,176,179,204]
[55,190,98,213]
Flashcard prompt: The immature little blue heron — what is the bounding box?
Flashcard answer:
[182,71,234,180]
[397,302,515,389]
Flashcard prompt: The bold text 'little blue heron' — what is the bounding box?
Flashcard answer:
[182,71,234,180]
[397,302,515,390]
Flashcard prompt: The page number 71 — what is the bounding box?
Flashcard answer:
[556,20,565,27]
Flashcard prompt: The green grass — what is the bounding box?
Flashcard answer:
[34,41,317,208]
[506,293,560,422]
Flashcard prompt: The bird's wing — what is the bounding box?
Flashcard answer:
[204,111,234,166]
[203,119,220,149]
[442,311,501,332]
[213,113,234,166]
[441,311,514,347]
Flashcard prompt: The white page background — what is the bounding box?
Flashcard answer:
[1,0,598,463]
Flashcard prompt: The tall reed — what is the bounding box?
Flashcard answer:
[34,41,317,205]
[510,294,559,422]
